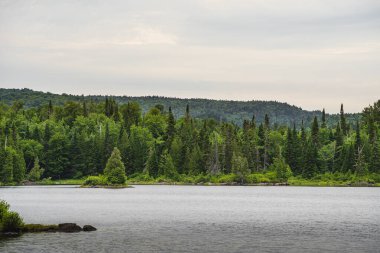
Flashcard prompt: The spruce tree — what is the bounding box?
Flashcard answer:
[166,106,176,147]
[311,116,319,146]
[0,148,14,183]
[158,150,178,180]
[354,120,361,152]
[321,108,326,128]
[144,142,160,177]
[28,157,44,182]
[104,147,126,184]
[48,100,53,118]
[340,104,347,135]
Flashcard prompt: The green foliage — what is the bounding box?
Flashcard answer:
[0,89,378,186]
[270,156,292,183]
[1,211,24,233]
[158,151,179,180]
[83,175,108,186]
[0,200,24,233]
[104,147,126,185]
[231,153,250,183]
[28,157,44,182]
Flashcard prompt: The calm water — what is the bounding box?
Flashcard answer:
[0,186,379,253]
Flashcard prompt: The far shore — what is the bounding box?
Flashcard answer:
[1,179,378,187]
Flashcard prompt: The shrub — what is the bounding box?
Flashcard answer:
[217,174,237,184]
[0,200,24,233]
[193,174,211,184]
[1,211,24,232]
[83,175,107,186]
[129,173,154,182]
[0,200,10,220]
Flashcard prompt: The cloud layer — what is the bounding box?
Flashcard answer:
[1,0,379,112]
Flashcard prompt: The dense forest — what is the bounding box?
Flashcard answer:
[0,93,379,185]
[0,88,359,127]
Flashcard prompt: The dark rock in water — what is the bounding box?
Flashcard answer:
[58,223,82,233]
[83,225,97,232]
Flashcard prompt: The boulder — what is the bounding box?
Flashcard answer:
[58,223,82,233]
[83,225,97,232]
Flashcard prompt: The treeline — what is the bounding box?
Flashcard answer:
[0,88,360,127]
[0,98,379,184]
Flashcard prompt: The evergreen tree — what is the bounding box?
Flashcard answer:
[188,145,203,175]
[321,108,326,128]
[28,157,44,182]
[104,147,126,184]
[0,148,14,183]
[144,142,160,177]
[231,153,250,183]
[311,116,319,146]
[166,106,176,148]
[369,136,380,173]
[48,100,53,118]
[158,150,178,180]
[354,147,368,177]
[270,154,292,183]
[354,120,361,152]
[340,104,347,135]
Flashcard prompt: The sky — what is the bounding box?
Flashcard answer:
[0,0,379,113]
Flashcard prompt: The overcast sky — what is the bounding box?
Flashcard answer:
[0,0,379,113]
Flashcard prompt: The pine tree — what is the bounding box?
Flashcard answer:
[223,124,235,174]
[264,114,270,130]
[83,101,88,117]
[158,150,178,180]
[0,148,14,183]
[270,154,292,183]
[340,104,347,135]
[354,120,361,152]
[284,127,294,169]
[369,135,380,173]
[188,145,203,175]
[354,146,368,177]
[105,97,110,117]
[166,106,176,148]
[302,142,318,179]
[117,127,130,172]
[28,157,44,182]
[311,116,319,146]
[144,142,160,177]
[104,147,126,184]
[209,131,221,175]
[103,123,113,166]
[321,108,326,128]
[48,100,53,118]
[251,114,256,129]
[12,150,25,183]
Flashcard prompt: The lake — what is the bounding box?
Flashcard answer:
[0,186,379,253]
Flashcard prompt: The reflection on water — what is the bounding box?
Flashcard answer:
[0,186,379,253]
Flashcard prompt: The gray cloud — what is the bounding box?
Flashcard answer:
[0,0,379,112]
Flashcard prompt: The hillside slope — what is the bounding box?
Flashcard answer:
[0,88,358,126]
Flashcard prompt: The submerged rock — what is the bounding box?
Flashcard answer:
[83,225,97,232]
[58,223,82,233]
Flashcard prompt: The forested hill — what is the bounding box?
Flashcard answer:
[0,88,358,126]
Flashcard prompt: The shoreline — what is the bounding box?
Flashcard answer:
[1,181,378,187]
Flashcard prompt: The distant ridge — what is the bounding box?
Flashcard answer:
[0,88,359,127]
